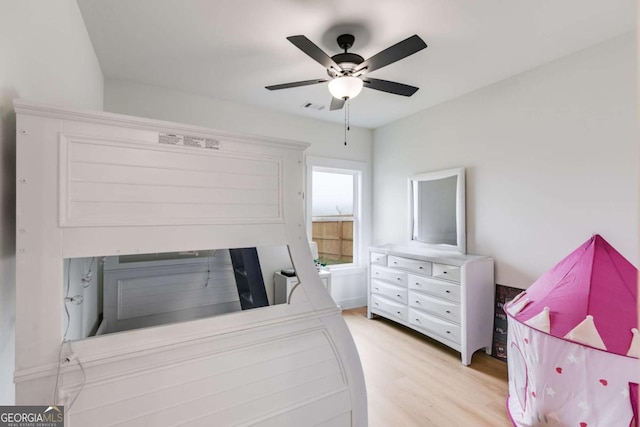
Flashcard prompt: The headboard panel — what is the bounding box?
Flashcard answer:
[59,134,283,227]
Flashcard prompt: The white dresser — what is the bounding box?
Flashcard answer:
[368,246,494,365]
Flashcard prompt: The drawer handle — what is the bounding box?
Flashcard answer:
[393,261,398,264]
[419,266,423,270]
[415,318,420,322]
[374,302,379,306]
[445,290,451,294]
[396,277,402,281]
[446,331,451,334]
[396,294,401,298]
[375,287,379,291]
[396,311,401,314]
[446,310,451,314]
[415,300,420,304]
[415,282,420,286]
[375,272,379,275]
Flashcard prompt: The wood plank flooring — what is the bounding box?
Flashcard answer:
[342,308,511,427]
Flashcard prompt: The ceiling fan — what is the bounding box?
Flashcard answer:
[266,33,428,110]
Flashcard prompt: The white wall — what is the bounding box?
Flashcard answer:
[373,33,637,289]
[105,79,373,163]
[0,0,103,404]
[105,79,374,309]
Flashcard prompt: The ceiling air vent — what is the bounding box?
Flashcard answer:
[300,102,326,111]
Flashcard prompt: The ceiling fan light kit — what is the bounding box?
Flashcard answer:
[328,76,364,100]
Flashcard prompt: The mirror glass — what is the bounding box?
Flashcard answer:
[63,245,293,340]
[412,175,458,245]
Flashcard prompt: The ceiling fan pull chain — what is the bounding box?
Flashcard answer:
[344,98,348,146]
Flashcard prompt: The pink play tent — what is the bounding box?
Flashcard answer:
[505,235,638,426]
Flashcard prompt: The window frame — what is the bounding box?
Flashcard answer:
[305,156,365,272]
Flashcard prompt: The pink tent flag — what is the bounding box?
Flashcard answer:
[514,234,637,356]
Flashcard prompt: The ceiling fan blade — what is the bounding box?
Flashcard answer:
[354,35,427,74]
[363,77,419,96]
[287,35,342,73]
[265,79,328,90]
[330,97,346,111]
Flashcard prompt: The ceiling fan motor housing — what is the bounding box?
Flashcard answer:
[325,34,363,77]
[328,52,364,76]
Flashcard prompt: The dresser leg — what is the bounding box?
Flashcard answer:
[461,352,472,366]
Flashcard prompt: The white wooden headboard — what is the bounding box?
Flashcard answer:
[13,100,366,426]
[59,133,283,227]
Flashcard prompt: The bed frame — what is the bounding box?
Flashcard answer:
[13,100,366,426]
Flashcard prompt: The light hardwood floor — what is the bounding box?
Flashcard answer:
[342,308,511,427]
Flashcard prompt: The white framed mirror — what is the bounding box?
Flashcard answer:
[409,167,466,253]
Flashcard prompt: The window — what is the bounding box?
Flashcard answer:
[307,162,361,268]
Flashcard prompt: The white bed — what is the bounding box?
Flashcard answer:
[13,100,366,426]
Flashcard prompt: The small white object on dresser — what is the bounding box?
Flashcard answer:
[274,270,332,304]
[368,246,494,366]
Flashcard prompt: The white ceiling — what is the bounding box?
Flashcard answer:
[77,0,635,129]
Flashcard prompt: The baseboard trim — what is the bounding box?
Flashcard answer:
[334,297,366,310]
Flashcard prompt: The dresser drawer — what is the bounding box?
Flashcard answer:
[408,274,461,303]
[409,309,461,344]
[371,265,407,287]
[371,294,408,321]
[432,263,461,283]
[409,291,460,324]
[370,252,388,265]
[388,255,432,275]
[371,279,408,304]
